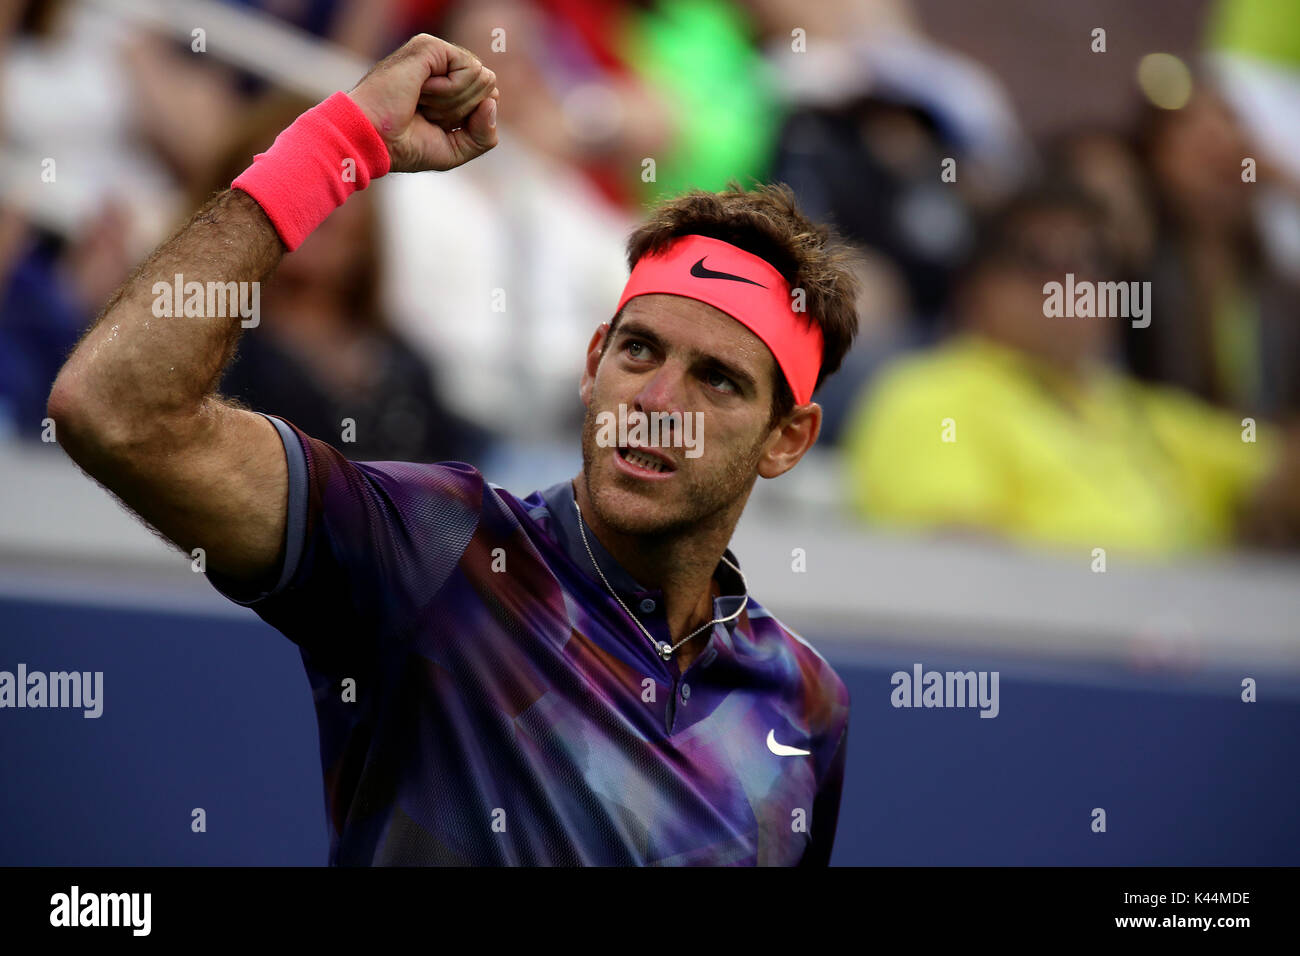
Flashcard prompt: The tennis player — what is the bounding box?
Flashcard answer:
[48,34,862,865]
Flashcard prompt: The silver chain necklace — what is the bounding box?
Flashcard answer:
[572,496,748,661]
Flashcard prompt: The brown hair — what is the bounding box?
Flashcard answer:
[612,180,861,425]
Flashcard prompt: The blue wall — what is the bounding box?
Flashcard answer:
[2,596,1296,865]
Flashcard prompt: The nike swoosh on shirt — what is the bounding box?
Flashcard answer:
[690,257,767,287]
[766,729,811,757]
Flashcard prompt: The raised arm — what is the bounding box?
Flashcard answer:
[46,34,499,586]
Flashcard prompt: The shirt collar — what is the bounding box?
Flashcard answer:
[533,478,748,632]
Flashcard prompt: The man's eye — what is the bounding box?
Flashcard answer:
[626,341,649,359]
[706,370,737,393]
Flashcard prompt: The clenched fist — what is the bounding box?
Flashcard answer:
[349,34,500,173]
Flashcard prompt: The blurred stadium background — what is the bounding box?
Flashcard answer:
[2,0,1298,865]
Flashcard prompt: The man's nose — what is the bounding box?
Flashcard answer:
[633,363,688,422]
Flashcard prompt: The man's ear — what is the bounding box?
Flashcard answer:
[757,402,822,479]
[579,322,611,407]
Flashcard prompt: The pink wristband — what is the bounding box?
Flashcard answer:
[232,91,391,251]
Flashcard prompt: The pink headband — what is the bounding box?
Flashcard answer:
[615,234,824,405]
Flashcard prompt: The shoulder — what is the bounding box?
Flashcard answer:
[300,433,487,514]
[290,440,494,567]
[846,338,1008,436]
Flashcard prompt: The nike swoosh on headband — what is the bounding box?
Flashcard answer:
[615,234,823,404]
[766,729,811,757]
[690,256,767,287]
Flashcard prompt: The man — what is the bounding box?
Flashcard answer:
[48,35,861,865]
[844,184,1300,556]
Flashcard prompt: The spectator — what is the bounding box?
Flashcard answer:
[760,0,1030,333]
[842,184,1300,557]
[1048,128,1157,283]
[1129,86,1300,417]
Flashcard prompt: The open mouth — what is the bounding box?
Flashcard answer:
[617,446,676,475]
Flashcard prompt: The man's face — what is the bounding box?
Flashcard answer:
[975,209,1117,369]
[577,294,785,537]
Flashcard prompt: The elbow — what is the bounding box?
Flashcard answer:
[48,366,206,469]
[46,367,142,463]
[46,369,100,459]
[47,368,82,437]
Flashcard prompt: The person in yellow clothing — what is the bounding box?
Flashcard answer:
[844,185,1300,557]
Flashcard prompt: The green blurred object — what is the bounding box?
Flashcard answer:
[1209,0,1300,66]
[619,0,781,206]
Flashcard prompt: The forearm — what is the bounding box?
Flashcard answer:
[51,189,280,441]
[39,33,498,582]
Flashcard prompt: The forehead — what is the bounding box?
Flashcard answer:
[617,293,776,377]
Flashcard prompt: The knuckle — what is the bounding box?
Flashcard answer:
[404,33,441,56]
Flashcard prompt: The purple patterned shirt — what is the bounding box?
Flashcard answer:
[209,414,850,865]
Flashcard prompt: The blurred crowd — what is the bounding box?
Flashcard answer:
[3,0,1300,558]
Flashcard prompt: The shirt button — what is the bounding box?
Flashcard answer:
[680,683,691,701]
[639,598,657,613]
